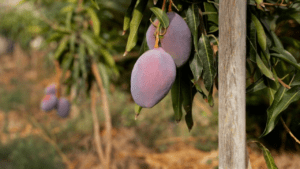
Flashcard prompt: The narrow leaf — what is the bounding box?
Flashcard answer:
[252,13,266,51]
[150,7,169,28]
[262,85,300,137]
[134,104,143,120]
[270,47,300,70]
[186,4,200,38]
[171,68,183,122]
[90,0,100,10]
[254,141,279,169]
[198,34,216,92]
[86,8,100,36]
[203,2,218,33]
[189,53,203,81]
[123,0,138,34]
[181,65,196,131]
[246,77,267,93]
[54,36,69,59]
[247,20,257,62]
[256,54,274,80]
[125,0,149,53]
[270,31,283,49]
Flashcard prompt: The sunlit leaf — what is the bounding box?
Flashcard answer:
[256,54,274,80]
[123,0,138,34]
[150,7,169,28]
[54,36,69,59]
[86,7,100,36]
[252,13,266,51]
[125,0,149,53]
[254,141,279,169]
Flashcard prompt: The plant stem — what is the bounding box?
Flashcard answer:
[91,61,112,169]
[277,78,291,89]
[90,83,106,164]
[280,117,300,145]
[168,0,173,12]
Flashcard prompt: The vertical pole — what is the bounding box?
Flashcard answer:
[219,0,247,169]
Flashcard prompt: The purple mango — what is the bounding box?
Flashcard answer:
[57,98,70,118]
[45,83,56,95]
[41,94,58,112]
[131,47,176,108]
[146,12,192,67]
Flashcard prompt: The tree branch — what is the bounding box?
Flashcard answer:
[280,117,300,145]
[91,61,112,169]
[90,83,106,164]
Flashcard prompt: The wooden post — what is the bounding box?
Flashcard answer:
[219,0,247,169]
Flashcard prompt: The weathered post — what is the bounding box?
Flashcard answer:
[219,0,247,168]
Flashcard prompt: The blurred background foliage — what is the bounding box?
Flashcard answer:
[0,0,300,168]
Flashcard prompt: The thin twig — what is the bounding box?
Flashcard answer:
[90,83,106,164]
[162,0,167,11]
[278,78,291,89]
[168,0,173,12]
[91,61,112,169]
[280,117,300,145]
[261,2,288,6]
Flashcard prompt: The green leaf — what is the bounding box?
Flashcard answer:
[134,104,143,119]
[252,13,266,51]
[86,8,100,36]
[280,37,300,49]
[123,0,138,34]
[78,44,87,79]
[100,49,115,67]
[291,72,300,87]
[189,53,203,82]
[270,31,283,49]
[289,12,300,24]
[60,4,74,13]
[98,63,110,92]
[125,0,149,53]
[81,32,98,51]
[61,53,74,82]
[181,65,196,131]
[186,4,200,38]
[70,33,76,54]
[256,54,274,80]
[204,2,218,33]
[54,36,69,59]
[198,34,216,92]
[208,87,214,107]
[246,77,267,93]
[73,59,81,94]
[254,141,279,169]
[149,7,169,28]
[247,20,257,62]
[171,68,183,123]
[261,85,300,137]
[191,79,207,100]
[270,48,300,70]
[90,0,100,10]
[265,78,278,104]
[66,11,73,30]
